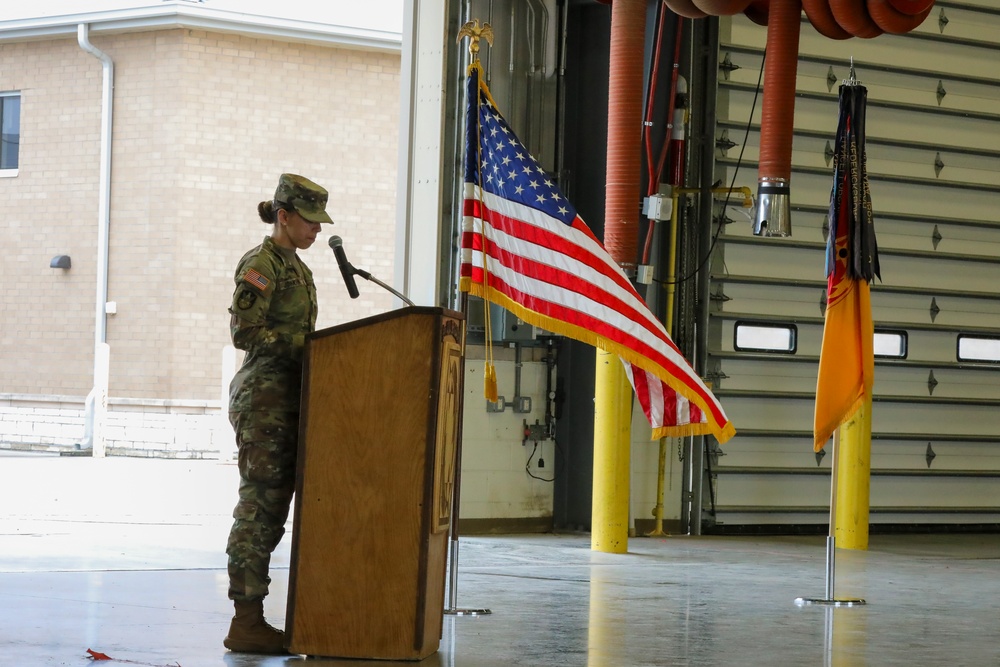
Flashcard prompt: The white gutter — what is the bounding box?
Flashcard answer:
[0,5,401,52]
[78,23,114,457]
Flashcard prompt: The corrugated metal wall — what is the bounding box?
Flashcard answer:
[708,1,1000,529]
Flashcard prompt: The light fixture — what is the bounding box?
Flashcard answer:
[50,255,71,269]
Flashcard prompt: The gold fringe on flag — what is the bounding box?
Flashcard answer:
[464,56,500,403]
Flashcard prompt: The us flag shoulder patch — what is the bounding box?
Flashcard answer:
[242,268,270,292]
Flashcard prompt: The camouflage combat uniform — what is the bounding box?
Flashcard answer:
[226,235,318,602]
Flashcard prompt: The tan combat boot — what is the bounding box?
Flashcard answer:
[223,599,289,655]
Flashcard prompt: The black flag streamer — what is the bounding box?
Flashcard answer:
[827,81,880,283]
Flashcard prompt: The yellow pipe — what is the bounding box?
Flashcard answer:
[834,396,872,550]
[647,438,669,536]
[646,188,681,537]
[592,349,632,553]
[646,185,751,537]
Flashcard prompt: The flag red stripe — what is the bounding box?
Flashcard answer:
[462,197,637,301]
[461,196,682,356]
[461,225,677,357]
[464,256,725,423]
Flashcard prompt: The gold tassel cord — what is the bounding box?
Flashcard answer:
[478,69,497,403]
[459,32,498,404]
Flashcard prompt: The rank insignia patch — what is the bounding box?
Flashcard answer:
[243,268,270,292]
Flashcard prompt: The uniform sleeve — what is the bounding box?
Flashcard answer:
[228,263,306,361]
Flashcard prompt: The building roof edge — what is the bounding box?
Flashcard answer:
[0,4,402,52]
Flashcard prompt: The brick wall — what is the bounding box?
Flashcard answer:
[0,393,229,458]
[0,37,102,396]
[0,29,400,402]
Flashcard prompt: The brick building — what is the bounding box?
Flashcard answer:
[0,3,403,456]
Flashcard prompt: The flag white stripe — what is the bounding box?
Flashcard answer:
[463,217,714,402]
[465,216,707,389]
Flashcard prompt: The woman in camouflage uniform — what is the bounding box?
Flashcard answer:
[223,173,332,655]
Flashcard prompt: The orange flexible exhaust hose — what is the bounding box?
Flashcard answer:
[664,0,709,19]
[744,0,772,26]
[604,0,647,269]
[887,0,933,14]
[692,0,753,14]
[802,0,852,38]
[752,0,801,236]
[830,0,884,37]
[867,0,933,33]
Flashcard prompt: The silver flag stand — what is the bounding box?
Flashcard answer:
[795,430,866,608]
[443,429,491,617]
[445,286,490,618]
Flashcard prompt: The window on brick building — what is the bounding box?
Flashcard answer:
[1,92,20,173]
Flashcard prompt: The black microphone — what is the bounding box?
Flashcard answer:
[328,235,360,299]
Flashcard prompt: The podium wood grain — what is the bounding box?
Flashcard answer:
[286,307,462,660]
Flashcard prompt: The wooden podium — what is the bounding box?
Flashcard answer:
[286,306,464,660]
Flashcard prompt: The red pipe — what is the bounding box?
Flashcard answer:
[802,0,852,38]
[664,0,709,19]
[867,0,933,33]
[666,77,688,186]
[692,0,753,13]
[655,18,686,186]
[605,0,647,270]
[644,2,670,192]
[757,0,801,183]
[642,11,685,265]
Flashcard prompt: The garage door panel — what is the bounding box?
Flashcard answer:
[716,436,820,468]
[871,402,1000,435]
[870,363,1000,398]
[714,358,818,393]
[723,88,1000,152]
[870,476,1000,507]
[715,474,831,508]
[870,440,1000,472]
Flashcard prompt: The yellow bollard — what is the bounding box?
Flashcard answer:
[592,350,632,553]
[835,397,872,550]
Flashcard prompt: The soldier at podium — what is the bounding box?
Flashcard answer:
[223,173,334,655]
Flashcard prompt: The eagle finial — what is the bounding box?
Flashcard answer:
[457,19,494,61]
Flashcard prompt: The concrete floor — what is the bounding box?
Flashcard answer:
[2,452,1000,666]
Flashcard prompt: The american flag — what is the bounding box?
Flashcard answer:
[242,268,270,292]
[459,64,734,444]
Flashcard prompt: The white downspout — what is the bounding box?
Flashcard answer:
[78,23,114,457]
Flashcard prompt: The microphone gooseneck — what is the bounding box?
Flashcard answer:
[328,236,415,307]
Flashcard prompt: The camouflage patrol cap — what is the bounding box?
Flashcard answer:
[274,173,333,224]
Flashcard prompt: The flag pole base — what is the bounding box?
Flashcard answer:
[794,597,866,607]
[445,608,492,616]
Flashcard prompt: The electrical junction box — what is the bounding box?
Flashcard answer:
[466,297,554,345]
[643,193,673,222]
